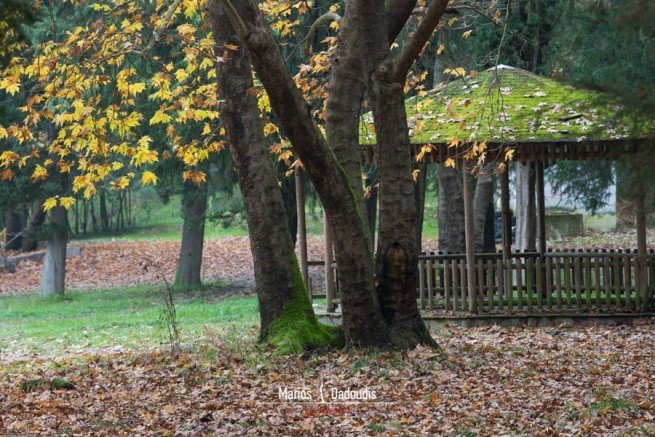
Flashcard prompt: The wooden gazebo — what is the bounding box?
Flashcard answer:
[354,65,655,315]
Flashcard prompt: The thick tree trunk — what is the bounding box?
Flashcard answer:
[174,182,208,287]
[473,165,494,252]
[515,162,536,251]
[437,165,466,253]
[3,202,23,251]
[210,2,334,352]
[217,0,390,348]
[355,0,434,348]
[41,205,67,297]
[21,199,46,252]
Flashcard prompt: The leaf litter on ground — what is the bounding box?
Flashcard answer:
[2,322,654,435]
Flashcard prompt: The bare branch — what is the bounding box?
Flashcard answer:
[142,0,184,56]
[304,12,341,55]
[392,0,450,83]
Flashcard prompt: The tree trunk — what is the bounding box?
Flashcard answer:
[437,164,466,253]
[174,182,208,287]
[473,165,494,252]
[4,202,23,251]
[355,0,434,348]
[218,0,390,348]
[515,162,536,251]
[41,205,67,297]
[210,2,335,352]
[99,189,109,232]
[21,199,46,252]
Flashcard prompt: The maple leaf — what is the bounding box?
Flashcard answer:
[43,197,58,212]
[59,197,75,209]
[444,157,456,168]
[141,170,158,186]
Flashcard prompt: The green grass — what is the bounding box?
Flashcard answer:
[0,284,259,356]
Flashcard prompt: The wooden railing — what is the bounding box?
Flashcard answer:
[418,249,655,313]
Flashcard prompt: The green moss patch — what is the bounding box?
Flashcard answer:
[360,65,653,145]
[265,259,338,355]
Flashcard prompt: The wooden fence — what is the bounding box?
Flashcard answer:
[418,249,655,313]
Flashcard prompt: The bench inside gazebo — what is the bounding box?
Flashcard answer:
[309,65,655,317]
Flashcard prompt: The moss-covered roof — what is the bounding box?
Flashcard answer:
[359,65,651,146]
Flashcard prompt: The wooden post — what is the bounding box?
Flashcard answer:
[295,165,309,295]
[636,177,649,311]
[462,163,477,313]
[501,165,512,305]
[324,210,336,312]
[535,160,547,256]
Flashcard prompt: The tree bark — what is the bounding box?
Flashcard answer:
[210,1,335,351]
[355,0,434,347]
[217,0,390,348]
[174,182,208,287]
[41,205,67,297]
[21,199,46,252]
[99,189,109,232]
[515,162,536,252]
[437,164,465,253]
[3,202,23,251]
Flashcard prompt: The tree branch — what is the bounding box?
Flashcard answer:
[385,0,418,43]
[142,0,184,56]
[304,12,341,55]
[392,0,450,83]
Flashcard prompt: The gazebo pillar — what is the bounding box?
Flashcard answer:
[636,177,649,311]
[535,161,547,256]
[462,162,477,313]
[295,165,309,295]
[500,166,512,261]
[324,210,336,312]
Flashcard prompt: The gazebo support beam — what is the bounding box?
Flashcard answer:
[295,166,309,295]
[636,177,649,311]
[536,161,547,256]
[462,163,477,313]
[324,210,336,312]
[501,166,512,261]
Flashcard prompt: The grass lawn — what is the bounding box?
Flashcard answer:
[0,284,259,356]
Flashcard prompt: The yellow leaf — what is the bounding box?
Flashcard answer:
[59,197,75,209]
[150,110,172,125]
[447,136,460,148]
[412,169,420,183]
[1,168,14,180]
[462,30,473,39]
[43,197,58,212]
[505,147,515,161]
[138,135,153,148]
[141,170,158,186]
[444,157,456,168]
[437,44,445,55]
[448,17,458,26]
[223,43,239,50]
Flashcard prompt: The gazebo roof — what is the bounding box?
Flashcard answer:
[359,65,652,163]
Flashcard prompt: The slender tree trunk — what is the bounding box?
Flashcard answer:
[437,165,466,253]
[41,205,67,297]
[21,199,46,252]
[473,165,494,252]
[515,162,536,251]
[99,189,109,232]
[174,182,208,286]
[4,202,23,251]
[210,2,334,351]
[364,164,379,248]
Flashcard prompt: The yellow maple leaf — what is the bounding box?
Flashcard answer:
[437,44,445,55]
[462,30,473,39]
[505,147,515,161]
[59,197,75,209]
[141,170,158,186]
[444,157,456,168]
[43,197,58,212]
